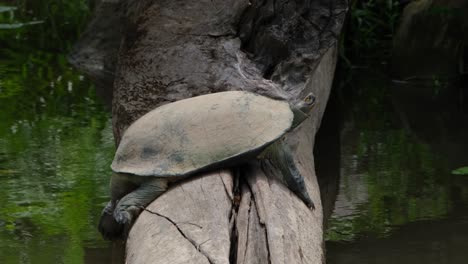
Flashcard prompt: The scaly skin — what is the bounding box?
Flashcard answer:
[260,140,315,209]
[98,175,168,240]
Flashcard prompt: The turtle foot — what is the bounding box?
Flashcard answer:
[98,206,140,240]
[306,200,316,211]
[296,189,316,211]
[98,205,124,241]
[112,206,142,239]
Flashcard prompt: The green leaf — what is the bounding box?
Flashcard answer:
[0,6,17,13]
[0,21,43,29]
[452,167,468,175]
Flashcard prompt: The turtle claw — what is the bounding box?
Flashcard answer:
[98,209,133,241]
[111,206,142,239]
[102,201,114,215]
[98,200,145,240]
[98,205,124,240]
[299,192,315,211]
[115,205,142,224]
[114,209,132,225]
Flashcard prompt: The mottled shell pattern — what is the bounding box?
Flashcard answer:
[111,91,293,177]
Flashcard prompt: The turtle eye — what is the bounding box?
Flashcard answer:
[304,94,316,104]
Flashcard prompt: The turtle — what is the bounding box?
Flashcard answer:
[98,90,317,240]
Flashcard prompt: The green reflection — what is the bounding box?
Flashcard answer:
[452,167,468,175]
[0,1,114,263]
[326,70,468,242]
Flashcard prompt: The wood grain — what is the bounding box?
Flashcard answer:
[70,1,346,263]
[127,170,233,264]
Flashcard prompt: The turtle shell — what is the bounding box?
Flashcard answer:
[111,91,293,177]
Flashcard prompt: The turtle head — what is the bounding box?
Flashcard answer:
[296,93,316,113]
[291,93,317,128]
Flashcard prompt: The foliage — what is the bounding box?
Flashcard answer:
[452,167,468,175]
[0,0,91,111]
[0,0,89,50]
[341,0,402,64]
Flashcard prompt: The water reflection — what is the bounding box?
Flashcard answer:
[0,1,115,263]
[325,69,468,262]
[0,74,115,264]
[328,213,468,264]
[0,82,115,264]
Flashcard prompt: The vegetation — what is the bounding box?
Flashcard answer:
[0,1,114,263]
[452,167,468,175]
[340,0,402,65]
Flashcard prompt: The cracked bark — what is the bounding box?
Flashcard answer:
[127,171,233,264]
[236,184,269,264]
[142,208,215,264]
[70,0,347,263]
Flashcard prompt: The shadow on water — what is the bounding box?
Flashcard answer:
[0,1,120,263]
[320,66,468,263]
[314,87,342,225]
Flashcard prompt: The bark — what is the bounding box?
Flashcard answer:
[70,0,347,263]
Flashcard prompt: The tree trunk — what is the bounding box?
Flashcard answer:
[70,0,347,263]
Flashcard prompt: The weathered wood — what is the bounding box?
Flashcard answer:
[110,0,347,143]
[70,0,347,263]
[124,41,338,264]
[236,184,269,264]
[246,165,323,264]
[240,47,337,264]
[127,170,234,264]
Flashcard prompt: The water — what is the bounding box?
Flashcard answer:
[322,69,468,263]
[0,2,114,263]
[2,1,468,263]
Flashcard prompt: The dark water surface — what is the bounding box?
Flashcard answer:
[2,1,468,264]
[0,2,114,263]
[324,69,468,263]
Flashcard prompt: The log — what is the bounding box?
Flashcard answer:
[124,46,338,264]
[127,171,233,264]
[70,0,347,263]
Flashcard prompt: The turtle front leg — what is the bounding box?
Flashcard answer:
[99,173,139,240]
[261,141,315,210]
[98,200,122,240]
[111,178,168,239]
